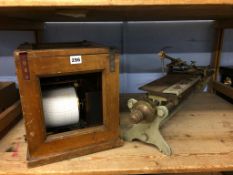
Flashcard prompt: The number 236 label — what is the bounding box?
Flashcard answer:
[70,55,82,64]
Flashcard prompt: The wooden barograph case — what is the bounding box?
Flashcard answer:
[14,41,122,167]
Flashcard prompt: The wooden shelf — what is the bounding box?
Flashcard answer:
[1,0,233,7]
[0,93,233,174]
[0,1,233,22]
[0,1,232,173]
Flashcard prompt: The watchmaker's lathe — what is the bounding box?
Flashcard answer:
[121,51,214,155]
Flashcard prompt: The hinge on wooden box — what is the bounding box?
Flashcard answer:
[109,48,116,72]
[19,52,30,80]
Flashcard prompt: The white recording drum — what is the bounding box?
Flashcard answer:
[42,86,80,128]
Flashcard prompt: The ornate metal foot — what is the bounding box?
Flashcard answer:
[121,102,172,155]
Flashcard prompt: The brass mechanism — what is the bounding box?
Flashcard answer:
[128,99,157,123]
[122,96,174,155]
[121,51,214,156]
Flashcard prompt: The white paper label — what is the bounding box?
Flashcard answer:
[70,55,82,64]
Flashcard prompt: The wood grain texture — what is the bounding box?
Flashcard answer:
[0,82,21,139]
[1,4,233,22]
[0,93,233,174]
[0,0,233,7]
[14,42,121,166]
[0,101,22,139]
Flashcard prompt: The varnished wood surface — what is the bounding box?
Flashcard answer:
[15,42,121,166]
[14,43,121,166]
[0,93,233,174]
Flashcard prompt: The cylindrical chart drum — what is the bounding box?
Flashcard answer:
[42,86,80,128]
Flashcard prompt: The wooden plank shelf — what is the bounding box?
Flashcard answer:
[1,1,233,22]
[0,93,233,175]
[0,0,233,7]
